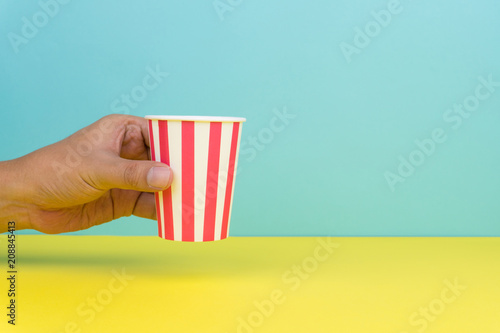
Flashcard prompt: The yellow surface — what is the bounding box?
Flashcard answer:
[1,236,499,333]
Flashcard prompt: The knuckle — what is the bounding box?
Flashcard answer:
[102,114,120,121]
[123,163,141,188]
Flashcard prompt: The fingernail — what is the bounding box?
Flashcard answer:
[147,167,172,189]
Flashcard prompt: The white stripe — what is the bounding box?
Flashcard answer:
[152,120,161,163]
[194,122,210,242]
[227,123,243,237]
[225,123,243,237]
[213,123,232,241]
[158,192,165,239]
[168,121,183,241]
[152,120,165,239]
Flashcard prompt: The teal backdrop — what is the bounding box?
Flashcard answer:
[1,0,499,236]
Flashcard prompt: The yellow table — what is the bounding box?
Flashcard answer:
[1,236,499,333]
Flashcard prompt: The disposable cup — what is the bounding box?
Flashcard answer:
[146,115,246,242]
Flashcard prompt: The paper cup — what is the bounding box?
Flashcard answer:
[146,115,246,242]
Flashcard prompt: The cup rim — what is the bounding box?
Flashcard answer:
[145,115,246,122]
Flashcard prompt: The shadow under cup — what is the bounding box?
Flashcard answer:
[146,115,246,242]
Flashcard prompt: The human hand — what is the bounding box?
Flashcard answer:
[0,114,172,234]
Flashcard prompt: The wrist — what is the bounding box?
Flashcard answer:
[0,159,32,233]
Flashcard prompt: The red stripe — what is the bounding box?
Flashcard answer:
[203,122,222,241]
[221,122,240,239]
[158,120,174,240]
[149,120,163,237]
[182,121,195,241]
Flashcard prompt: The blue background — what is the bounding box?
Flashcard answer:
[1,0,499,236]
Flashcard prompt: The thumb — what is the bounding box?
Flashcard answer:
[94,158,173,192]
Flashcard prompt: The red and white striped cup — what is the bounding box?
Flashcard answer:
[146,115,246,242]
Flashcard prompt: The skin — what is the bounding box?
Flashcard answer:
[0,114,172,234]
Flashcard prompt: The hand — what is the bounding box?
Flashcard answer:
[0,114,172,234]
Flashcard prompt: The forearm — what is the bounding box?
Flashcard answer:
[0,159,31,233]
